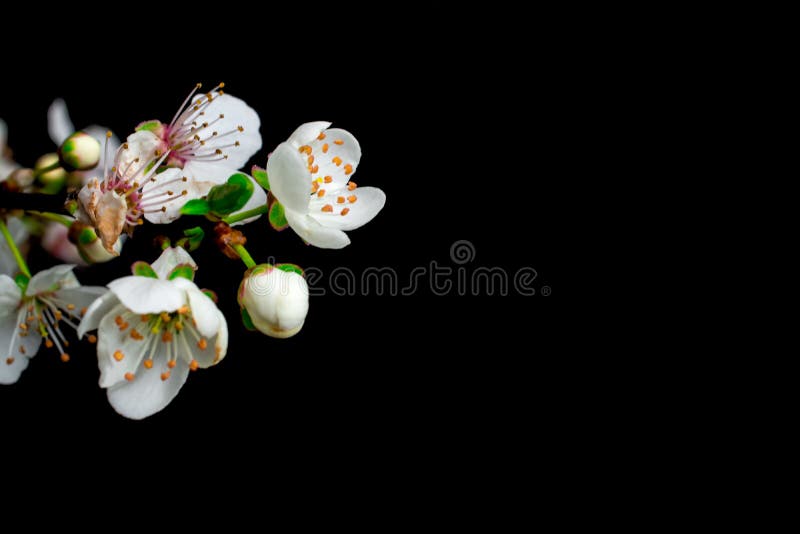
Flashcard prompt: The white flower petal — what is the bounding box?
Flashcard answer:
[229,174,267,226]
[287,121,332,148]
[141,168,195,224]
[108,276,186,314]
[187,309,227,369]
[120,131,163,177]
[151,246,198,279]
[0,275,21,311]
[267,142,311,213]
[53,286,108,318]
[27,264,77,295]
[78,292,121,338]
[212,309,227,366]
[285,208,350,249]
[47,98,75,146]
[309,186,386,231]
[0,307,42,385]
[307,127,361,189]
[106,341,189,420]
[0,347,29,385]
[181,161,237,185]
[185,286,220,338]
[189,93,262,169]
[241,268,308,338]
[96,304,149,388]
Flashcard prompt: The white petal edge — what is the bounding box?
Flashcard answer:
[285,208,350,249]
[151,246,198,279]
[186,286,220,338]
[96,304,149,388]
[309,187,386,231]
[0,275,21,312]
[287,121,332,148]
[78,292,121,338]
[48,98,75,146]
[106,343,189,420]
[26,264,77,295]
[108,276,186,314]
[141,168,196,224]
[190,92,262,169]
[267,142,311,214]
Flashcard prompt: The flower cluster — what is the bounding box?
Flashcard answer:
[1,84,385,419]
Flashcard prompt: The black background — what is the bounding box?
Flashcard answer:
[1,7,568,452]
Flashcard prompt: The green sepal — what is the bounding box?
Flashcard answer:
[251,165,269,190]
[135,120,165,135]
[14,274,29,292]
[202,289,218,302]
[268,201,288,231]
[180,198,210,216]
[168,263,195,281]
[132,261,158,278]
[275,263,304,276]
[207,173,254,215]
[180,226,205,251]
[240,307,256,331]
[77,227,98,245]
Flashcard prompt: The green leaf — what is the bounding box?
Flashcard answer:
[251,165,269,190]
[202,289,218,302]
[131,261,158,278]
[207,173,254,215]
[14,274,29,292]
[275,263,304,276]
[167,263,195,281]
[181,198,210,216]
[181,226,205,251]
[269,201,289,231]
[240,307,256,331]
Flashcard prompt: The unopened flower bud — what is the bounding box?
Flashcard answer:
[68,221,122,263]
[35,153,67,184]
[58,131,101,171]
[238,264,309,339]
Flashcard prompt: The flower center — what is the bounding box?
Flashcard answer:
[112,307,219,382]
[8,294,92,365]
[298,132,358,218]
[163,82,245,165]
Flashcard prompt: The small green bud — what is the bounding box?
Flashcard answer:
[59,131,101,171]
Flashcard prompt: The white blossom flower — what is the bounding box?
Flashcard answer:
[238,264,308,339]
[267,122,385,248]
[75,131,200,251]
[132,84,267,225]
[78,247,227,420]
[0,265,107,384]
